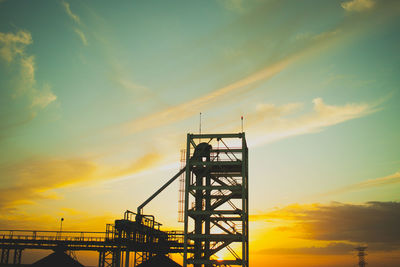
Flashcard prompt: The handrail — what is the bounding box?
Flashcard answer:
[0,230,105,234]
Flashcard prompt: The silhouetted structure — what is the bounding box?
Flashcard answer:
[183,133,248,267]
[0,132,249,267]
[355,246,367,267]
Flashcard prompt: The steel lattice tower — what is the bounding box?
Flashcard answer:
[183,133,249,267]
[355,246,367,267]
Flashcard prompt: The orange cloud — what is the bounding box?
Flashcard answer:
[0,153,162,211]
[253,201,400,251]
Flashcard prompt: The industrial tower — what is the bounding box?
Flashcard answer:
[183,133,249,267]
[355,246,367,267]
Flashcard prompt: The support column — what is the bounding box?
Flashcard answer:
[13,249,22,265]
[98,251,104,267]
[112,249,121,267]
[0,248,10,265]
[125,251,130,267]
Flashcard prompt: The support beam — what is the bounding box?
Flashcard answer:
[137,168,185,214]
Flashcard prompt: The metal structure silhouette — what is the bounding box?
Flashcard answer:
[355,246,367,267]
[0,132,249,267]
[183,133,249,267]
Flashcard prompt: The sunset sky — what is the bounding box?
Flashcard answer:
[0,0,399,266]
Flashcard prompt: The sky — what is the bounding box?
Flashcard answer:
[0,0,399,266]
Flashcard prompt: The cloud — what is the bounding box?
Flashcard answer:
[323,171,400,196]
[254,202,400,251]
[61,1,81,24]
[341,0,375,12]
[106,153,162,178]
[74,28,88,46]
[116,0,390,137]
[217,0,245,12]
[0,158,97,209]
[16,55,36,95]
[61,1,89,47]
[0,153,162,210]
[31,83,57,108]
[0,30,57,109]
[120,55,293,135]
[0,30,32,62]
[257,242,355,255]
[246,98,377,146]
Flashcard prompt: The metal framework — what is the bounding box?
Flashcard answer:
[355,246,367,267]
[183,133,249,267]
[0,132,249,267]
[0,224,189,267]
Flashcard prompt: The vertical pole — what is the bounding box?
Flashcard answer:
[113,249,121,267]
[18,249,22,265]
[194,169,203,267]
[204,161,211,267]
[13,249,22,265]
[1,248,10,265]
[199,113,202,135]
[125,251,129,267]
[59,217,64,240]
[241,134,245,267]
[98,251,103,267]
[244,133,249,267]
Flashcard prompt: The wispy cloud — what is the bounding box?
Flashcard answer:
[322,171,400,196]
[116,1,387,137]
[246,97,378,146]
[31,83,57,108]
[74,28,88,46]
[62,1,89,46]
[341,0,375,12]
[61,0,81,24]
[120,55,296,135]
[217,0,245,13]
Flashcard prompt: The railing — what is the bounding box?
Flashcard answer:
[166,231,184,243]
[0,230,106,243]
[0,229,189,245]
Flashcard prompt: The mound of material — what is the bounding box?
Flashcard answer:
[136,254,181,267]
[31,251,84,267]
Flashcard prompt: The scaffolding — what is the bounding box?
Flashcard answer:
[183,133,249,267]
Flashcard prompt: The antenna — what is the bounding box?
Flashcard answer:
[241,116,244,132]
[199,112,202,135]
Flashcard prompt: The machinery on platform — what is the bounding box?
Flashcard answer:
[0,133,249,267]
